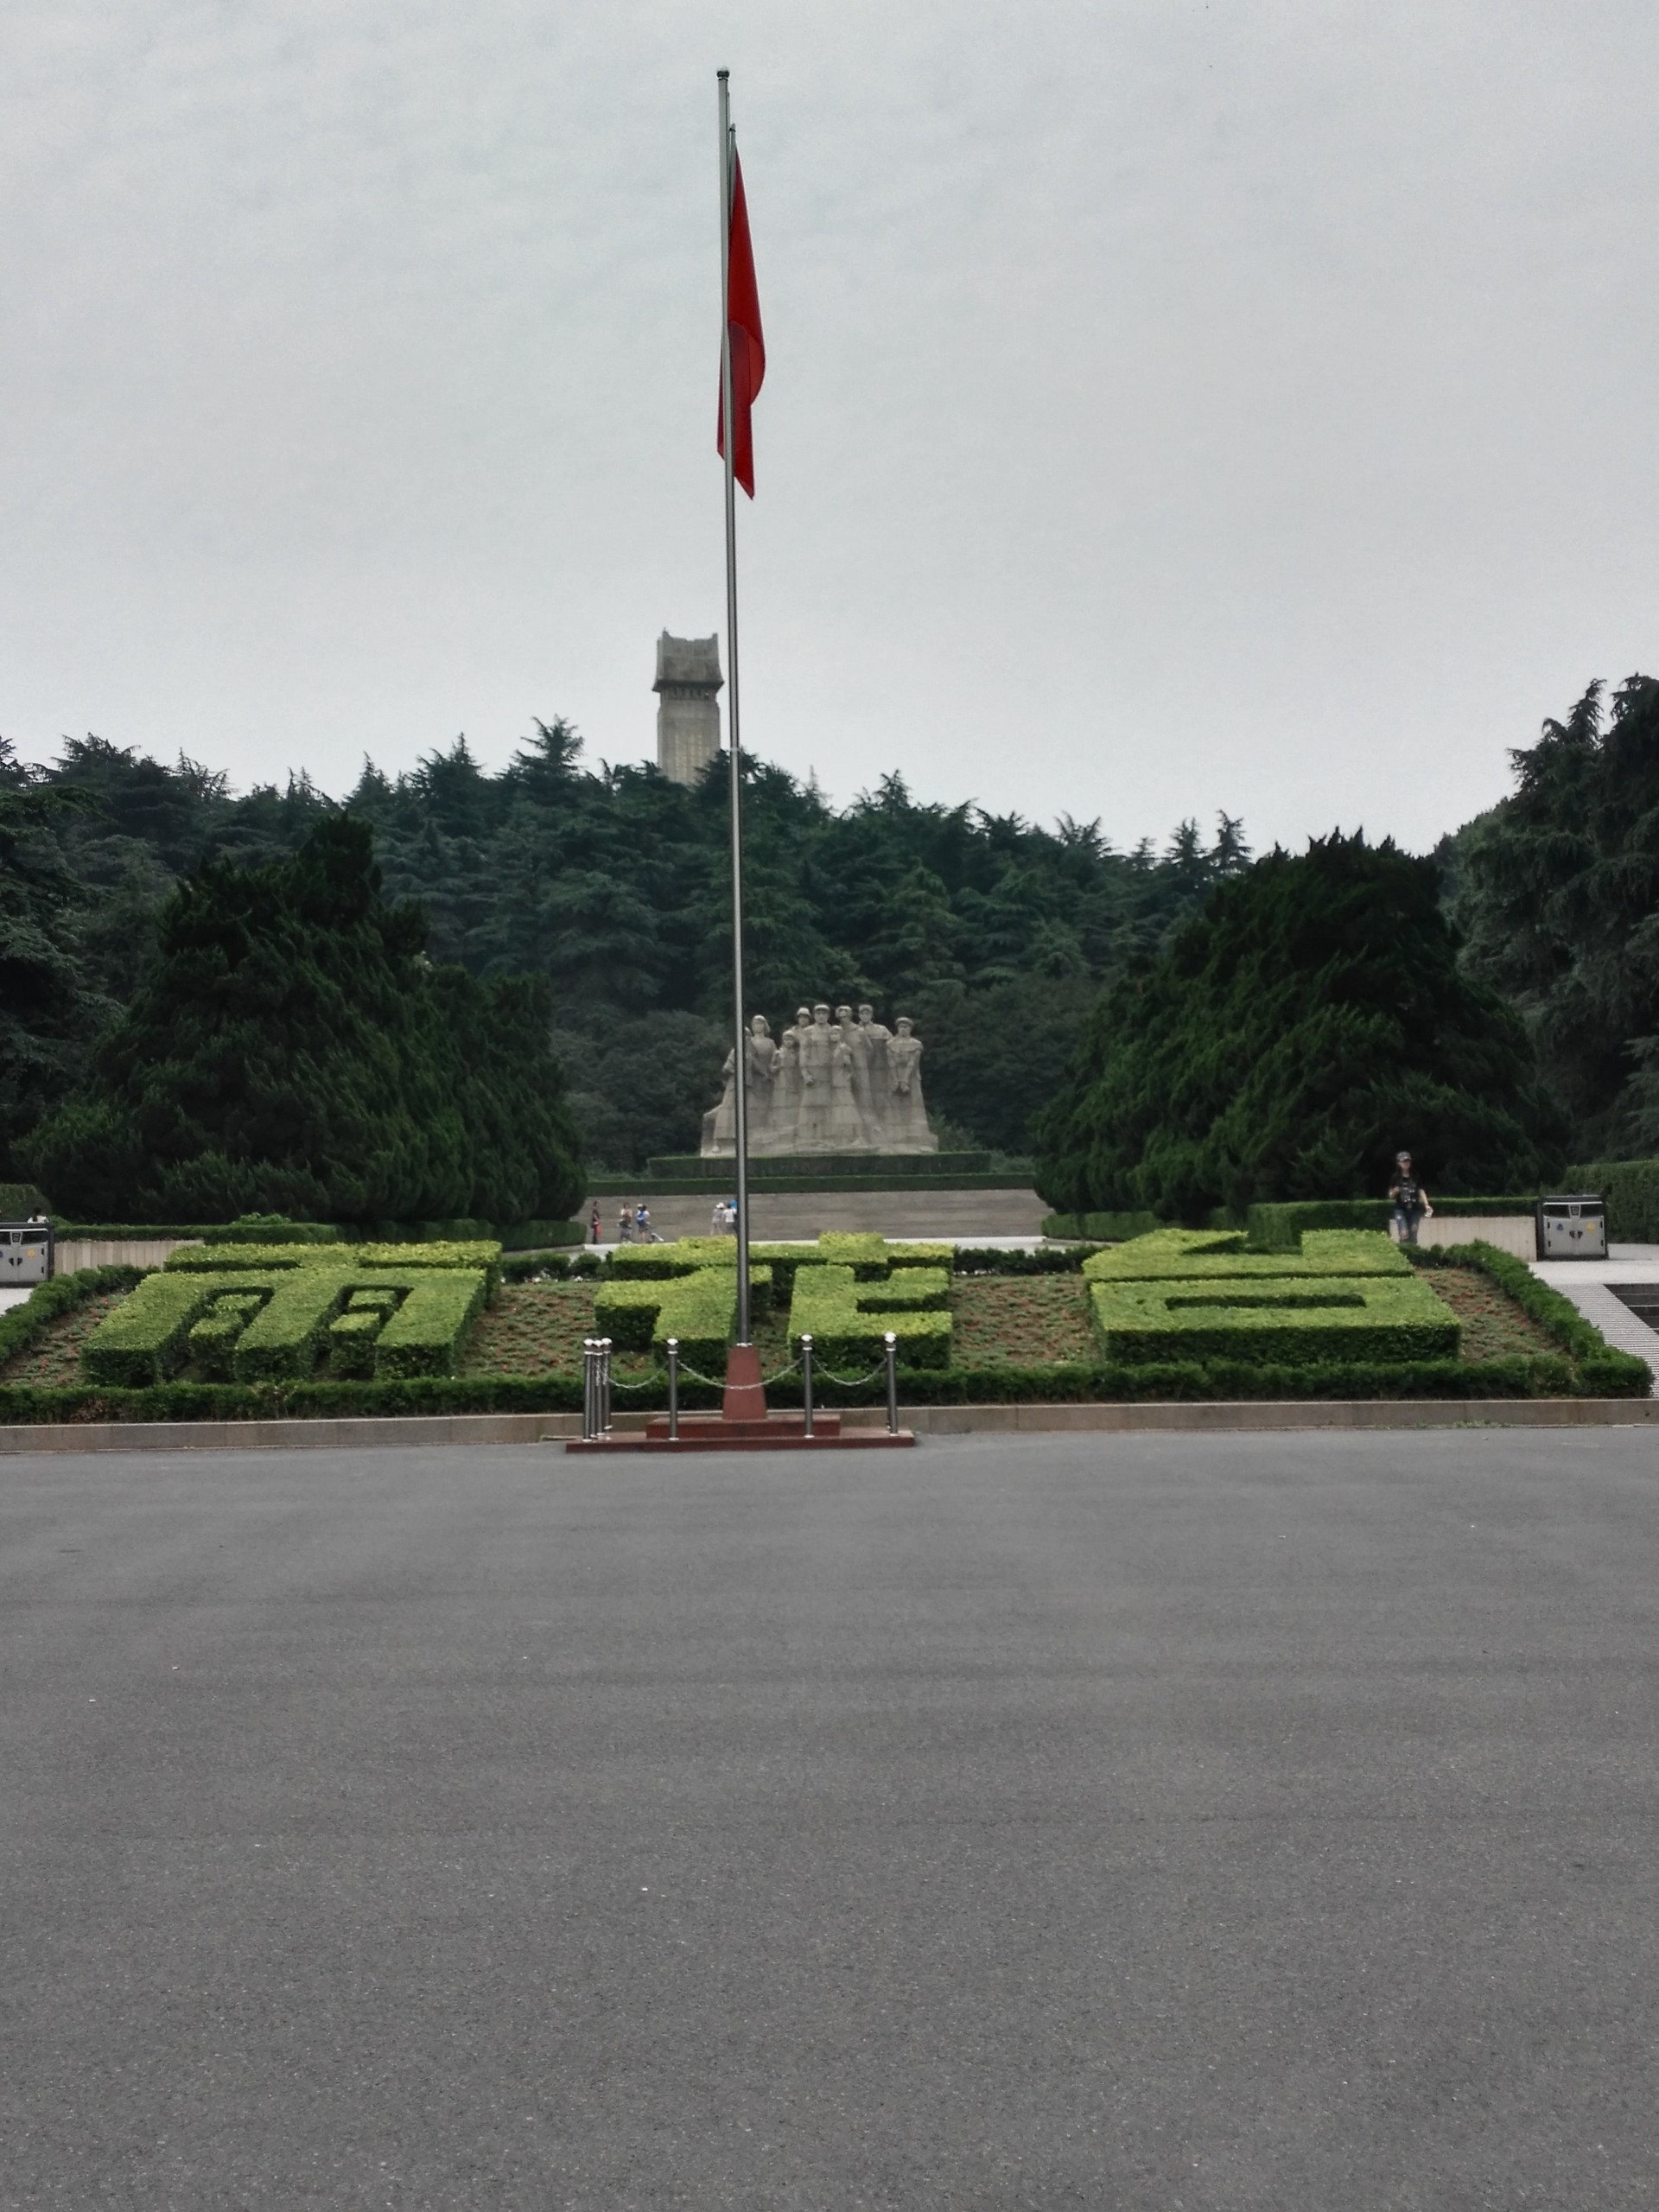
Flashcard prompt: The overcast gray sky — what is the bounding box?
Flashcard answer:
[3,1,1655,855]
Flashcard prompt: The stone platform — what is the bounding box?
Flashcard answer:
[582,1187,1049,1240]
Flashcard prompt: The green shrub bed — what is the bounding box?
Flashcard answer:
[1040,1210,1162,1242]
[164,1238,500,1278]
[1089,1274,1460,1365]
[593,1263,775,1369]
[786,1263,954,1370]
[1084,1227,1410,1282]
[3,1236,1646,1421]
[78,1262,490,1386]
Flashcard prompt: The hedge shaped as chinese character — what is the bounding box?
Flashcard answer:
[592,1264,776,1368]
[1083,1227,1410,1282]
[786,1264,954,1370]
[80,1262,488,1385]
[1088,1273,1459,1366]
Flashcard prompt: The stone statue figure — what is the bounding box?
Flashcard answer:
[884,1016,938,1152]
[835,1006,880,1149]
[700,1014,779,1157]
[701,1049,737,1155]
[796,1003,838,1152]
[844,1005,889,1146]
[744,1014,779,1150]
[698,1000,938,1156]
[763,1006,811,1158]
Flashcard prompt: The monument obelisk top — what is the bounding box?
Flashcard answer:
[653,632,722,785]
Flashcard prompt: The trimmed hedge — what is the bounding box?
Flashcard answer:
[189,1292,268,1380]
[592,1262,775,1368]
[81,1270,235,1386]
[163,1240,501,1300]
[1565,1160,1659,1244]
[786,1263,954,1370]
[499,1218,585,1251]
[0,1350,1594,1426]
[1245,1198,1538,1249]
[202,1217,343,1245]
[79,1263,490,1385]
[372,1270,490,1380]
[1040,1210,1162,1243]
[1084,1228,1409,1281]
[1415,1240,1651,1395]
[953,1246,1091,1276]
[1089,1273,1460,1365]
[1040,1200,1542,1246]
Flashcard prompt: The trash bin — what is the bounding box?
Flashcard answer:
[1535,1194,1607,1260]
[0,1220,54,1285]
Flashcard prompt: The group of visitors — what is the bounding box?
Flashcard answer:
[589,1202,661,1246]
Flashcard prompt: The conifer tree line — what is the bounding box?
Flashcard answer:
[0,722,1252,1195]
[3,671,1657,1220]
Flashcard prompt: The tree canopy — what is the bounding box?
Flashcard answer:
[1035,832,1565,1221]
[23,817,583,1224]
[2,725,1253,1171]
[1447,674,1659,1157]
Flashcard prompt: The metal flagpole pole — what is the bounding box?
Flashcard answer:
[716,67,753,1350]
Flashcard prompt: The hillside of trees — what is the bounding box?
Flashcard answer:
[9,672,1657,1214]
[0,724,1252,1180]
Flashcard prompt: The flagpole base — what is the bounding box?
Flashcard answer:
[722,1342,767,1422]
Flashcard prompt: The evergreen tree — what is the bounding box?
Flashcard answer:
[24,818,582,1223]
[0,744,115,1178]
[1448,674,1659,1154]
[1036,833,1564,1220]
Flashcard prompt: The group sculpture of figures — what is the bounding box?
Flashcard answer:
[701,1003,938,1157]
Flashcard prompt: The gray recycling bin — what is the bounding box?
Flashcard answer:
[1535,1194,1607,1261]
[0,1220,54,1286]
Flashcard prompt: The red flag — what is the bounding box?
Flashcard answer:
[717,152,765,498]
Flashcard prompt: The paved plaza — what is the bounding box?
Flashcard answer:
[3,1431,1656,2207]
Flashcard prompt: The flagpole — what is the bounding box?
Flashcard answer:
[717,67,753,1350]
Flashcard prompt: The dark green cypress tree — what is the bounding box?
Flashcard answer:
[24,817,582,1224]
[1035,833,1565,1221]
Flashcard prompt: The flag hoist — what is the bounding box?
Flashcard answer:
[715,67,767,1417]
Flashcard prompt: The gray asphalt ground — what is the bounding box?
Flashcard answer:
[3,1433,1656,2210]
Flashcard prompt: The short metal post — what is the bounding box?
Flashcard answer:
[884,1332,899,1434]
[801,1333,814,1438]
[600,1338,613,1436]
[582,1338,596,1441]
[666,1338,680,1440]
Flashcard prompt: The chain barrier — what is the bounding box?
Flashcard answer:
[582,1332,903,1439]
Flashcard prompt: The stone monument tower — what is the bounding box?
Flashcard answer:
[654,632,723,785]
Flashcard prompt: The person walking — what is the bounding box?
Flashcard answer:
[1388,1152,1433,1244]
[617,1203,633,1246]
[589,1203,601,1246]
